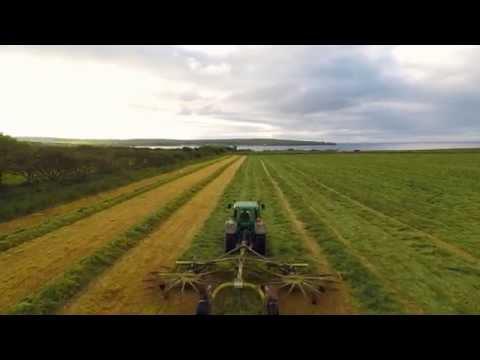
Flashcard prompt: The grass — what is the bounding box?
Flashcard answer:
[180,157,315,314]
[0,154,225,223]
[0,157,227,253]
[262,161,404,313]
[259,153,480,313]
[213,287,265,315]
[10,150,480,314]
[1,173,26,186]
[272,152,480,258]
[9,160,236,315]
[182,157,310,263]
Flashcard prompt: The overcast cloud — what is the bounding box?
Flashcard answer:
[1,45,479,142]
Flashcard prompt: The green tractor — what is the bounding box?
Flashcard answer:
[146,200,340,315]
[224,201,267,256]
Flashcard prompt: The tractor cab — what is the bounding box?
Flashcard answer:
[231,201,263,231]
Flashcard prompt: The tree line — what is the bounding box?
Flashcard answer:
[0,133,231,186]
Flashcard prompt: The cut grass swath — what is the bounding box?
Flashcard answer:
[0,153,228,223]
[9,159,238,315]
[0,156,229,253]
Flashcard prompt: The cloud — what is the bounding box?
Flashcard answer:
[2,45,480,141]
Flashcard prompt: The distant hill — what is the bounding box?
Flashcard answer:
[16,137,336,147]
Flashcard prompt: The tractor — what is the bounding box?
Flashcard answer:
[145,200,339,315]
[224,201,267,255]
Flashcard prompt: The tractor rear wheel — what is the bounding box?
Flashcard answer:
[225,233,237,253]
[254,234,266,256]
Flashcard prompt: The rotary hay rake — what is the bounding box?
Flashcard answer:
[145,240,340,315]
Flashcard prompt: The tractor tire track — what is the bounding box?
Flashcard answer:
[0,157,225,239]
[0,156,237,313]
[285,163,478,264]
[60,157,245,314]
[261,160,354,314]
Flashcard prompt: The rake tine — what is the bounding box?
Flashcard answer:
[287,282,296,295]
[197,270,222,277]
[298,283,309,300]
[159,284,169,299]
[296,281,323,305]
[296,276,337,283]
[164,278,182,294]
[277,282,291,290]
[156,272,193,277]
[303,281,325,296]
[188,281,200,294]
[300,275,337,280]
[264,270,287,278]
[302,282,321,305]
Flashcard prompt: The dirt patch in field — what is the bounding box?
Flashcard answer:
[0,156,237,313]
[261,160,354,314]
[0,158,223,237]
[60,157,245,314]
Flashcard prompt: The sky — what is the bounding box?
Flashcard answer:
[1,45,479,143]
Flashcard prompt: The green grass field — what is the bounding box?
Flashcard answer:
[180,151,480,314]
[257,152,480,313]
[3,150,480,314]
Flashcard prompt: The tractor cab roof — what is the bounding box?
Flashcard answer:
[233,201,259,209]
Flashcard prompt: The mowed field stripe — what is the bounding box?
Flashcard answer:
[307,205,424,313]
[269,159,480,313]
[260,160,354,314]
[263,159,410,313]
[0,157,226,250]
[10,159,238,314]
[0,156,237,313]
[285,163,478,264]
[0,157,223,237]
[60,157,245,314]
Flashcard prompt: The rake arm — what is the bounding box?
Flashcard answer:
[145,242,343,313]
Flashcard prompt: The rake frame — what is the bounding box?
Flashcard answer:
[145,241,340,313]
